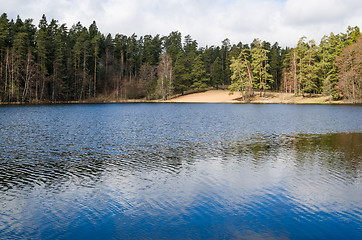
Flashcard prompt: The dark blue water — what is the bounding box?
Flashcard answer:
[0,103,361,239]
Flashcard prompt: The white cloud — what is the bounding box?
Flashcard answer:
[284,0,359,26]
[0,0,361,47]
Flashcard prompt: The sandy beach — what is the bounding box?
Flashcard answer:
[167,90,239,103]
[167,90,348,104]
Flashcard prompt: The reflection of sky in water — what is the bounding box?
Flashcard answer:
[0,104,361,239]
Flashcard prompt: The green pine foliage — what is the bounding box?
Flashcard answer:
[173,52,190,95]
[250,39,273,96]
[229,49,254,100]
[191,55,209,90]
[211,57,223,89]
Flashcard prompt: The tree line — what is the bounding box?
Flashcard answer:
[0,13,360,103]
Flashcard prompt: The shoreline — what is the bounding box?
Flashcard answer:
[0,90,360,105]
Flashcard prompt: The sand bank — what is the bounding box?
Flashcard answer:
[167,90,348,104]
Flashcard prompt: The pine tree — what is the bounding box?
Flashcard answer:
[295,36,308,95]
[173,52,189,95]
[0,13,8,99]
[89,21,100,98]
[191,55,209,90]
[12,29,27,101]
[36,14,49,101]
[229,49,253,100]
[301,40,318,95]
[211,57,223,89]
[269,42,282,90]
[221,38,232,85]
[251,39,273,96]
[163,31,182,63]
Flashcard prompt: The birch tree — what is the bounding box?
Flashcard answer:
[156,53,173,100]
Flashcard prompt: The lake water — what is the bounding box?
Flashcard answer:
[0,103,361,239]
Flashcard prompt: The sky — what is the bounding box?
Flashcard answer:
[1,0,361,47]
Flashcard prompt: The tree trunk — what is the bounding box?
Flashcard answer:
[246,63,253,97]
[4,48,9,101]
[293,51,297,95]
[94,51,97,98]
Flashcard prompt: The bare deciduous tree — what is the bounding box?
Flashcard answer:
[156,53,173,100]
[336,36,362,102]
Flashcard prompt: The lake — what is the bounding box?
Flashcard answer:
[0,103,361,239]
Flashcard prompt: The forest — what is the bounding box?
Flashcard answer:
[0,13,361,103]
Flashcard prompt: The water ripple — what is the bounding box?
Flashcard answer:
[0,104,361,239]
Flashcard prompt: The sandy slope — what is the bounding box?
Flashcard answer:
[167,90,239,103]
[167,90,345,104]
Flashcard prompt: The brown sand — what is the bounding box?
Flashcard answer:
[167,90,239,103]
[167,90,346,104]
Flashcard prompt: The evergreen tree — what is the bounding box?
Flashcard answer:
[142,34,161,66]
[202,46,221,80]
[163,31,182,63]
[346,26,361,45]
[191,55,209,90]
[126,34,139,78]
[211,57,223,89]
[113,33,127,80]
[35,14,50,101]
[221,38,231,85]
[301,40,319,95]
[0,13,9,100]
[73,26,90,100]
[251,39,273,96]
[184,35,197,55]
[229,49,253,100]
[269,42,282,90]
[295,36,308,95]
[173,52,190,95]
[280,47,293,93]
[89,21,100,98]
[12,26,28,101]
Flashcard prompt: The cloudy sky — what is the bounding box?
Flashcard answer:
[1,0,361,47]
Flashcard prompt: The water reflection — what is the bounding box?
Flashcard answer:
[230,132,361,177]
[1,131,361,239]
[2,133,359,191]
